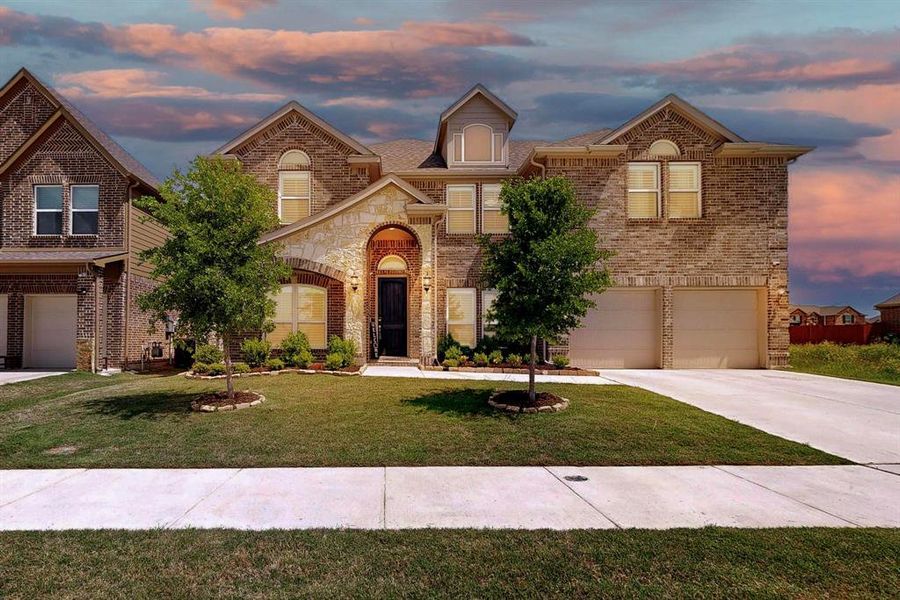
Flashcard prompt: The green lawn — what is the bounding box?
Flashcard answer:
[0,371,843,468]
[1,529,896,599]
[789,342,900,385]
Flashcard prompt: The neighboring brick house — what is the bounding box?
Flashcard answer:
[875,293,900,334]
[214,85,812,369]
[0,68,167,371]
[789,305,867,326]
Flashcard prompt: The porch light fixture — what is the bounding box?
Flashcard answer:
[422,274,432,293]
[350,273,360,292]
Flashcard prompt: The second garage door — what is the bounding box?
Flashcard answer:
[673,289,762,368]
[24,295,77,369]
[569,289,660,368]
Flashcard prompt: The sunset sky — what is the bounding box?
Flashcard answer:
[1,0,897,313]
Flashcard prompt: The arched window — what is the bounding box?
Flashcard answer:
[377,255,407,271]
[648,139,680,158]
[279,150,310,169]
[452,124,504,164]
[278,150,311,223]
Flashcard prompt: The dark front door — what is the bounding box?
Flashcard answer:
[378,277,407,356]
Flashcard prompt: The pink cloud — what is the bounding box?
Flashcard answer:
[790,167,900,279]
[193,0,276,20]
[322,96,394,109]
[55,69,284,102]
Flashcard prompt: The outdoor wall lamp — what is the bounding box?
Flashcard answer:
[422,274,432,293]
[350,273,360,292]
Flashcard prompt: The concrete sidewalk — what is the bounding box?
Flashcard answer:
[2,465,897,531]
[0,370,68,386]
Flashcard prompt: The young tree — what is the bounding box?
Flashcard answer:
[481,176,612,402]
[137,156,290,399]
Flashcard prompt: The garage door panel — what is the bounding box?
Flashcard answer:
[569,289,659,369]
[25,296,77,369]
[673,289,761,369]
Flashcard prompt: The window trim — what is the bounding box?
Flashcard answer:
[648,139,681,157]
[278,149,311,169]
[481,183,508,234]
[34,184,64,236]
[626,162,661,219]
[278,171,311,224]
[790,313,802,324]
[452,124,505,165]
[69,184,100,236]
[446,287,476,347]
[667,161,702,219]
[446,184,476,235]
[841,313,855,324]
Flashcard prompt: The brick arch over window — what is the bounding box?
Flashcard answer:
[282,257,347,283]
[365,223,422,359]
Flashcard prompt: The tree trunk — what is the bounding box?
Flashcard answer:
[529,335,537,403]
[223,335,234,400]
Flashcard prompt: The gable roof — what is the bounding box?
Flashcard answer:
[0,68,158,189]
[259,174,435,244]
[875,292,900,309]
[372,138,543,174]
[433,84,517,155]
[596,94,745,145]
[214,100,376,156]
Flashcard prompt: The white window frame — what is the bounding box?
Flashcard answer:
[482,288,498,338]
[69,184,99,236]
[34,184,64,236]
[296,284,328,349]
[481,183,508,234]
[841,313,855,324]
[667,162,702,219]
[446,287,476,347]
[452,124,505,165]
[649,139,681,157]
[790,313,801,324]
[446,184,476,234]
[278,171,311,223]
[626,163,660,219]
[278,149,311,169]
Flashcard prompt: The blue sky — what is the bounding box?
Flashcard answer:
[1,0,898,313]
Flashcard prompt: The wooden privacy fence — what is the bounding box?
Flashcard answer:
[790,323,884,345]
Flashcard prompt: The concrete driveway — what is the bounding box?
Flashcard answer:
[601,369,900,464]
[0,370,68,386]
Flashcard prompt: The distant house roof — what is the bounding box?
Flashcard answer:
[0,68,158,190]
[790,304,863,316]
[875,292,900,309]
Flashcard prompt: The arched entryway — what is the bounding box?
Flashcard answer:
[366,224,421,359]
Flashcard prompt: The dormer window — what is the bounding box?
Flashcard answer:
[452,124,505,165]
[278,150,311,223]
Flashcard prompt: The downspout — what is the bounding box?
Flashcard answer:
[123,179,139,371]
[529,154,545,178]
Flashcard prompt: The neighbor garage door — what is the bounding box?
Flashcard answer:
[673,289,761,368]
[24,295,77,369]
[569,289,660,368]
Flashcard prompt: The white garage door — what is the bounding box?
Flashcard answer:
[569,289,660,368]
[25,295,77,369]
[673,289,761,368]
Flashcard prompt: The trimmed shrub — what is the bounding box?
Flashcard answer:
[192,361,211,374]
[241,338,271,367]
[441,358,459,368]
[280,331,311,367]
[328,335,357,368]
[551,354,570,369]
[193,343,223,365]
[232,362,251,374]
[444,346,463,362]
[325,352,345,370]
[265,358,284,371]
[507,353,523,367]
[437,333,459,362]
[473,352,489,367]
[208,363,226,376]
[489,350,504,365]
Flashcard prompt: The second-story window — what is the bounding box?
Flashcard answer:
[842,313,855,324]
[481,184,508,234]
[626,163,660,219]
[278,150,311,224]
[452,124,504,164]
[668,163,701,218]
[35,185,63,235]
[71,185,99,235]
[446,184,476,234]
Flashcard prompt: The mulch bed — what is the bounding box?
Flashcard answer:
[191,391,265,412]
[488,390,570,414]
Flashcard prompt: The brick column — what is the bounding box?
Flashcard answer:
[660,286,674,369]
[75,266,98,371]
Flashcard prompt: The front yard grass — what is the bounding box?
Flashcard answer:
[0,372,844,467]
[1,528,896,598]
[789,342,900,385]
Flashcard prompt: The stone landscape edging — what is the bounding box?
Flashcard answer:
[487,391,570,414]
[191,392,266,413]
[422,365,592,376]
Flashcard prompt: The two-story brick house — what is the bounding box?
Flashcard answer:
[214,84,811,369]
[0,68,167,371]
